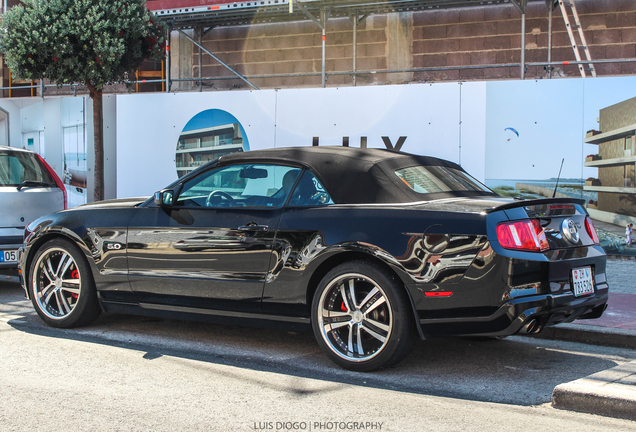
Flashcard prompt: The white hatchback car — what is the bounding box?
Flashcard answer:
[0,146,66,272]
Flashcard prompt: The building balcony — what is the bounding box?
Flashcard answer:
[584,155,636,168]
[176,143,243,154]
[584,185,636,194]
[584,123,636,144]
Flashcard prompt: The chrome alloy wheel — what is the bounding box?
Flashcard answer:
[32,247,82,320]
[317,273,393,363]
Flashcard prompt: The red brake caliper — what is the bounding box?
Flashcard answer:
[71,269,79,298]
[341,301,347,312]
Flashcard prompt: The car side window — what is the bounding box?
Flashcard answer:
[288,171,334,206]
[175,163,301,208]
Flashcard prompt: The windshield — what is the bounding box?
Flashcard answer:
[395,165,492,194]
[0,150,54,187]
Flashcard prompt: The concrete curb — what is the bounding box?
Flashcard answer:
[530,323,636,350]
[606,254,636,260]
[533,324,636,420]
[552,361,636,421]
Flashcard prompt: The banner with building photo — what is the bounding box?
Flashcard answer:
[61,97,88,207]
[116,82,487,197]
[176,108,250,178]
[484,75,636,254]
[114,76,635,254]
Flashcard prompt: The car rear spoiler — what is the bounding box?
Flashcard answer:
[485,197,586,213]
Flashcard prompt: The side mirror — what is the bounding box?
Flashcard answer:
[154,190,174,207]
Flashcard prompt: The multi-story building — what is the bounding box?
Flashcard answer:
[176,122,245,177]
[584,96,636,224]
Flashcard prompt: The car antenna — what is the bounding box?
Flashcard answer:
[552,158,564,198]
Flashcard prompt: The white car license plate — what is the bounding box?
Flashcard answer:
[571,266,594,297]
[1,250,18,263]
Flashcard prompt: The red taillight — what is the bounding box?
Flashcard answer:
[496,219,549,252]
[585,216,600,245]
[36,154,67,210]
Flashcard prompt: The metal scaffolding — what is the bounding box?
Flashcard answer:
[151,0,525,28]
[150,0,558,91]
[3,0,634,95]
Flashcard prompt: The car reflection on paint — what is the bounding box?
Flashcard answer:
[18,147,609,371]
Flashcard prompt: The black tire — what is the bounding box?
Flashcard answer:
[311,260,415,372]
[29,238,101,328]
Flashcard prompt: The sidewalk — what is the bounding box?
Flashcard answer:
[530,219,636,420]
[581,292,636,330]
[552,360,636,421]
[535,290,636,421]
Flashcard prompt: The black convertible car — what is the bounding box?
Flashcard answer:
[18,147,608,371]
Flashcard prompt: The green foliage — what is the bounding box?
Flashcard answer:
[0,0,166,90]
[492,187,540,200]
[492,187,516,197]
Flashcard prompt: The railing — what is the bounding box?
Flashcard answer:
[177,141,198,150]
[1,58,636,97]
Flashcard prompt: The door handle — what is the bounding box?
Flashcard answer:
[238,225,269,232]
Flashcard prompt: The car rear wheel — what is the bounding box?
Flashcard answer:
[311,261,415,371]
[29,238,101,328]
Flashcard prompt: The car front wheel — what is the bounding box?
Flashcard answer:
[29,238,101,328]
[312,261,415,371]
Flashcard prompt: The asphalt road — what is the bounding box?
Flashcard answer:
[1,281,635,431]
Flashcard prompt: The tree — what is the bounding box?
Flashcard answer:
[0,0,166,201]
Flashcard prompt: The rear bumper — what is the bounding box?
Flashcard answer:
[412,243,610,338]
[418,285,609,337]
[17,245,28,296]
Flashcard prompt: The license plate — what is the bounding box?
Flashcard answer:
[571,266,594,297]
[0,250,18,263]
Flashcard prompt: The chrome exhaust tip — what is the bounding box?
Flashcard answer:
[521,318,542,334]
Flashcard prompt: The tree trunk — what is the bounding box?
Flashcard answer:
[86,82,104,202]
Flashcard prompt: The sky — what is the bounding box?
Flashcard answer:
[485,76,636,180]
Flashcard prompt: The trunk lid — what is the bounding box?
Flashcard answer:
[0,186,64,229]
[1,147,65,230]
[489,198,596,249]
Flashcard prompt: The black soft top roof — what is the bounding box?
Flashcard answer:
[218,146,488,204]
